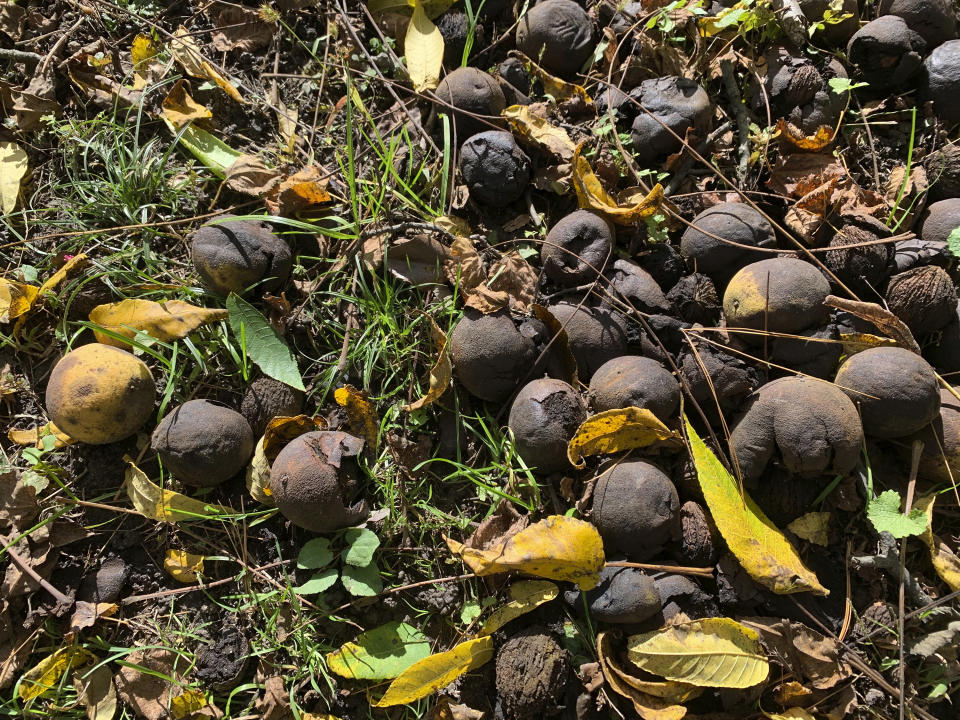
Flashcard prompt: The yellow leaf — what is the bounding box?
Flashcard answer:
[125,459,234,523]
[775,119,835,152]
[89,298,227,347]
[368,0,455,18]
[0,141,28,215]
[263,165,332,216]
[161,80,212,128]
[839,332,897,356]
[73,665,117,720]
[627,617,769,689]
[446,515,604,589]
[8,421,75,449]
[131,34,160,90]
[503,105,576,160]
[511,52,592,105]
[764,710,817,720]
[19,645,96,701]
[164,550,205,583]
[567,407,680,469]
[372,636,494,707]
[404,0,444,92]
[787,512,830,547]
[479,580,559,636]
[38,253,88,297]
[246,436,275,505]
[686,417,829,596]
[170,689,207,719]
[572,144,663,225]
[262,414,327,461]
[403,316,452,411]
[335,385,379,448]
[170,26,243,103]
[275,102,298,155]
[916,494,960,592]
[433,215,472,237]
[0,279,39,323]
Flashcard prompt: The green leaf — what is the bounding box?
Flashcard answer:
[326,621,431,680]
[343,527,381,567]
[163,119,243,178]
[342,561,382,596]
[298,538,334,569]
[460,600,481,625]
[867,489,929,539]
[294,567,338,595]
[226,293,305,391]
[828,77,868,95]
[947,227,960,259]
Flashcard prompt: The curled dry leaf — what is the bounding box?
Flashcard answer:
[403,316,451,411]
[404,0,444,92]
[245,436,274,505]
[786,511,830,547]
[567,407,681,469]
[478,580,559,636]
[65,41,142,108]
[170,26,243,103]
[446,515,604,589]
[115,648,190,720]
[335,385,379,448]
[510,51,592,106]
[572,144,664,226]
[464,251,537,314]
[503,104,576,161]
[209,3,274,52]
[262,414,328,461]
[224,155,283,196]
[163,550,205,583]
[823,295,920,354]
[74,665,117,720]
[739,617,848,690]
[0,141,28,215]
[19,645,96,701]
[775,120,836,152]
[69,601,118,633]
[12,67,62,132]
[125,459,233,523]
[839,332,897,356]
[915,494,960,592]
[686,418,828,596]
[161,80,212,128]
[0,279,39,323]
[89,298,227,347]
[264,165,332,217]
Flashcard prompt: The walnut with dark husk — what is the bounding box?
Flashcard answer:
[459,131,530,207]
[925,302,960,373]
[847,17,926,90]
[922,40,960,128]
[923,143,960,200]
[592,460,679,561]
[878,0,957,49]
[798,0,858,45]
[269,431,369,532]
[449,309,539,403]
[679,341,763,420]
[667,272,719,324]
[723,258,831,339]
[434,67,506,140]
[674,500,719,567]
[547,302,629,381]
[680,202,776,281]
[753,47,847,134]
[190,217,292,297]
[240,377,305,437]
[885,265,958,335]
[640,242,685,290]
[769,324,842,379]
[920,198,960,245]
[834,346,940,439]
[564,566,662,624]
[655,574,719,622]
[728,377,863,484]
[541,210,613,285]
[495,627,570,720]
[152,400,255,487]
[588,355,680,418]
[629,76,711,165]
[607,259,672,315]
[436,10,481,67]
[508,378,586,473]
[822,213,893,295]
[515,0,594,77]
[910,387,960,483]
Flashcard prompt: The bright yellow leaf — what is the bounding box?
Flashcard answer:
[572,144,663,225]
[38,253,88,297]
[125,459,234,523]
[446,515,604,589]
[170,689,207,719]
[8,421,75,449]
[262,414,327,461]
[503,105,576,160]
[775,119,835,152]
[403,316,451,412]
[89,298,227,347]
[0,279,39,323]
[916,494,960,592]
[787,512,830,547]
[0,141,28,215]
[479,580,559,636]
[511,52,592,105]
[19,646,96,701]
[170,26,243,103]
[627,618,769,689]
[567,407,680,469]
[404,0,444,92]
[164,550,205,583]
[686,418,829,596]
[372,636,494,707]
[335,385,379,448]
[246,436,274,505]
[161,80,212,128]
[131,34,160,90]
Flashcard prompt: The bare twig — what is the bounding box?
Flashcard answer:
[604,561,713,578]
[5,545,72,607]
[0,48,42,64]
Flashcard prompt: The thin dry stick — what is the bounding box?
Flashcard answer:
[6,546,72,606]
[604,561,713,578]
[122,559,290,605]
[328,573,475,616]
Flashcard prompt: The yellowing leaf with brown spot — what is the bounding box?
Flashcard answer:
[0,141,28,215]
[916,494,960,592]
[403,316,451,411]
[372,636,494,707]
[627,618,769,688]
[125,460,234,523]
[262,414,327,461]
[503,105,575,160]
[446,515,604,589]
[131,34,160,90]
[404,0,444,92]
[170,26,243,103]
[479,580,559,636]
[89,298,227,347]
[839,332,897,356]
[572,144,664,225]
[161,80,212,128]
[0,279,39,323]
[686,418,828,596]
[8,422,75,449]
[787,511,830,546]
[335,385,379,448]
[19,645,96,701]
[776,119,835,152]
[567,407,680,469]
[245,436,274,505]
[164,550,205,583]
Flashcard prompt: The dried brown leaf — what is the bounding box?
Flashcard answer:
[823,295,920,354]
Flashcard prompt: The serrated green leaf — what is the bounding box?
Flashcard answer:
[867,489,928,539]
[343,527,380,567]
[298,538,334,569]
[326,621,431,680]
[227,293,305,391]
[947,227,960,259]
[294,567,338,595]
[342,561,382,596]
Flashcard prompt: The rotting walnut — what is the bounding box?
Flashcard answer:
[190,216,292,297]
[240,377,305,438]
[885,265,958,335]
[449,309,539,403]
[508,378,586,474]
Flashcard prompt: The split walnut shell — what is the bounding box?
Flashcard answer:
[508,378,586,473]
[885,265,958,335]
[822,213,894,296]
[190,217,292,297]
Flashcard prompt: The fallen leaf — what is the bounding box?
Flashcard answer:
[368,0,455,17]
[915,494,960,592]
[38,253,88,298]
[404,0,444,92]
[326,621,431,680]
[510,51,592,105]
[262,415,328,461]
[65,41,142,108]
[767,153,847,198]
[264,165,332,217]
[131,34,161,91]
[866,489,927,539]
[0,279,39,323]
[74,665,117,720]
[227,293,305,391]
[403,316,451,411]
[164,121,243,177]
[428,697,485,720]
[224,155,282,196]
[246,436,274,505]
[464,251,537,314]
[164,550,204,583]
[572,144,664,225]
[686,418,829,595]
[161,80,212,128]
[739,617,848,690]
[19,645,96,700]
[446,515,604,589]
[125,460,234,523]
[765,710,816,720]
[776,119,836,152]
[209,3,274,52]
[464,500,529,551]
[69,601,118,633]
[627,617,769,688]
[7,422,74,449]
[170,26,243,103]
[170,689,207,720]
[254,676,289,720]
[444,236,487,290]
[824,295,920,354]
[115,649,189,720]
[372,636,494,707]
[0,141,28,214]
[11,68,61,132]
[503,104,575,160]
[335,385,379,448]
[479,580,559,635]
[567,407,680,469]
[839,332,897,355]
[786,512,830,547]
[89,298,227,347]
